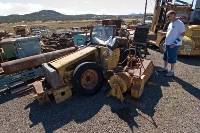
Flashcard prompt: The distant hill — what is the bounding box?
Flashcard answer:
[0,10,144,24]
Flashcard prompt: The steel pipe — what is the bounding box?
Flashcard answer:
[1,47,77,74]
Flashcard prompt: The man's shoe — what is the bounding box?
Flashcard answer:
[158,68,168,72]
[165,71,174,77]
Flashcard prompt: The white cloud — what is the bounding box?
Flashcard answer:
[82,1,91,4]
[0,0,155,16]
[100,9,107,12]
[0,2,44,15]
[66,0,77,4]
[46,7,102,15]
[23,3,44,13]
[67,0,77,3]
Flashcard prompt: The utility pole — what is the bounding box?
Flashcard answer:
[143,0,148,24]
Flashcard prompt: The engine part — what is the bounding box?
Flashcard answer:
[108,72,131,102]
[108,59,154,101]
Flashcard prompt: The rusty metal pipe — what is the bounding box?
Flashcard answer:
[1,47,77,74]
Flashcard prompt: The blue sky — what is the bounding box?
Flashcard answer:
[0,0,196,16]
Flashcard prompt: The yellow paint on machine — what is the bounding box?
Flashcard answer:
[49,47,96,75]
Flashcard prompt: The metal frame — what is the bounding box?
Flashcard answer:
[0,67,44,91]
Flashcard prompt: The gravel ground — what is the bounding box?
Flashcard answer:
[0,46,200,133]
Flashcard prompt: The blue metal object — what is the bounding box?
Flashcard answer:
[0,36,42,61]
[0,67,44,91]
[14,36,41,58]
[73,34,89,46]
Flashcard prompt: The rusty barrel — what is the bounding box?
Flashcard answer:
[1,47,77,74]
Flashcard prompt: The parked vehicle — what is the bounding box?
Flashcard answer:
[32,29,41,36]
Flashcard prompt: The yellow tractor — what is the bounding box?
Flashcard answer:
[147,0,200,56]
[31,24,154,105]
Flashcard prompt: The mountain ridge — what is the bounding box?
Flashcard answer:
[0,10,144,24]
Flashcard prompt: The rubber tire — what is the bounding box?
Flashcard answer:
[159,40,165,54]
[120,48,141,66]
[72,62,103,96]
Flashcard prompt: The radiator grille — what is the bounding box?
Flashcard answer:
[192,31,200,37]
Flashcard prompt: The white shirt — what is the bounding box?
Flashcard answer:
[165,19,185,46]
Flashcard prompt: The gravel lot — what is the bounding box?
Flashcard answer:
[0,46,200,133]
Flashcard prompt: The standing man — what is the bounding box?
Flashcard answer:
[158,10,185,77]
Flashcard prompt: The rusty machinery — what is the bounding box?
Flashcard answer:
[102,19,149,60]
[0,47,77,91]
[147,0,200,56]
[40,30,87,53]
[29,24,153,105]
[13,25,29,37]
[41,36,74,53]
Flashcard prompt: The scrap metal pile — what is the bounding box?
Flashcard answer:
[40,27,91,53]
[40,32,74,53]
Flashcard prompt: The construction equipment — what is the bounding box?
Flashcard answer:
[30,24,153,105]
[147,0,200,56]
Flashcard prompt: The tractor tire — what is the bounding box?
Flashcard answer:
[72,62,103,96]
[120,48,141,66]
[159,40,165,54]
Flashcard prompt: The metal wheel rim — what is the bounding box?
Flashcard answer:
[81,69,98,90]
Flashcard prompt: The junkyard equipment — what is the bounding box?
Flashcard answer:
[0,47,77,91]
[41,31,75,53]
[102,19,148,60]
[0,30,11,39]
[147,0,200,55]
[30,24,153,105]
[73,33,90,46]
[0,36,41,62]
[13,25,29,37]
